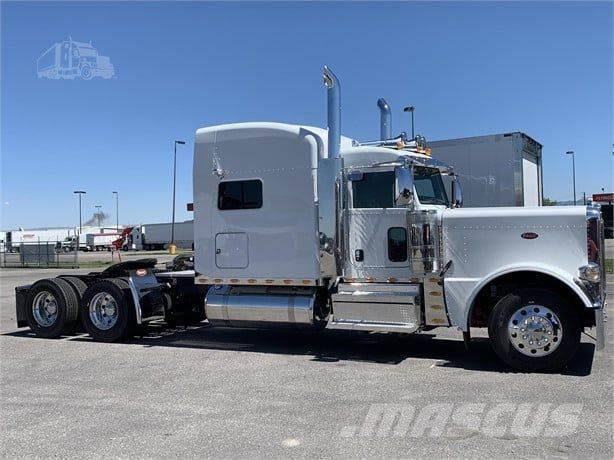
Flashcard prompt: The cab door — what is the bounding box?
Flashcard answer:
[346,170,409,279]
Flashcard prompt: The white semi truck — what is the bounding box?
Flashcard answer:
[85,233,121,252]
[14,67,606,371]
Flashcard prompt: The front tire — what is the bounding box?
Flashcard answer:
[81,278,135,342]
[488,288,581,371]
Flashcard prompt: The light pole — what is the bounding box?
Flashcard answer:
[566,150,576,204]
[171,140,186,248]
[73,191,86,233]
[403,106,415,139]
[95,205,102,230]
[112,191,119,232]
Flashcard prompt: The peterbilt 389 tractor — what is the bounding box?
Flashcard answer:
[15,67,606,371]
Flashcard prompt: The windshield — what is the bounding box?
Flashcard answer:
[351,168,449,208]
[413,166,449,206]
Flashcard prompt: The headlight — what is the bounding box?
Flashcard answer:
[579,263,601,283]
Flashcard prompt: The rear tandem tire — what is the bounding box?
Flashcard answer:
[488,288,581,372]
[60,276,88,301]
[58,276,88,332]
[81,278,136,342]
[25,278,79,338]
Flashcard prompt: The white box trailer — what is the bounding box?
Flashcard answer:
[429,132,543,207]
[6,228,75,252]
[85,233,121,251]
[139,221,193,250]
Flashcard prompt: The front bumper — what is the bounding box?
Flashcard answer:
[574,277,606,351]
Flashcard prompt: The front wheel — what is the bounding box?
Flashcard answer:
[488,288,581,372]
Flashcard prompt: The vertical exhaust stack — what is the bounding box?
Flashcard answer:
[377,98,391,141]
[323,66,341,159]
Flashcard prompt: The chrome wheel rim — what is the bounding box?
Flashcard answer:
[508,305,562,357]
[89,292,119,330]
[32,291,58,327]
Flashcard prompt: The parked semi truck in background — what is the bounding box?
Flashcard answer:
[129,221,194,250]
[430,132,543,207]
[86,233,121,251]
[14,67,606,372]
[59,233,88,252]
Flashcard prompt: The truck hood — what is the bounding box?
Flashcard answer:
[441,206,588,280]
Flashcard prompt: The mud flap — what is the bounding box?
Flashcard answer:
[15,285,31,328]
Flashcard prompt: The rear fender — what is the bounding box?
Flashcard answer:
[126,269,165,324]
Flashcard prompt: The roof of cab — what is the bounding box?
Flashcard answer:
[195,122,354,147]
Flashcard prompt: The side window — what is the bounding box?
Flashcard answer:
[218,180,263,210]
[352,171,395,208]
[388,227,408,262]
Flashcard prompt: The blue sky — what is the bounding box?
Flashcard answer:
[1,1,612,229]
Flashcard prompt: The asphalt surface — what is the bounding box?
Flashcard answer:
[0,267,612,458]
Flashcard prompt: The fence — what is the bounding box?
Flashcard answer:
[1,240,80,268]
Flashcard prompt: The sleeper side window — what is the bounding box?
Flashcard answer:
[218,180,263,210]
[388,227,408,262]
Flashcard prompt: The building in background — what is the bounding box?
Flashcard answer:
[593,193,613,238]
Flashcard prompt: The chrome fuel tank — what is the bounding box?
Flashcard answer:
[204,285,316,327]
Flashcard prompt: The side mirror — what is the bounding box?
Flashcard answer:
[394,166,414,207]
[451,177,463,208]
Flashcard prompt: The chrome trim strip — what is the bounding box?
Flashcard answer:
[595,309,605,351]
[194,276,317,287]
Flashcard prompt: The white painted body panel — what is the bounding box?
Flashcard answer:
[193,122,353,282]
[345,209,410,280]
[442,206,591,330]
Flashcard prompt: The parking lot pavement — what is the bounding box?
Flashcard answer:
[0,269,612,458]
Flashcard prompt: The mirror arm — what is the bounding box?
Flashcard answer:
[451,175,457,208]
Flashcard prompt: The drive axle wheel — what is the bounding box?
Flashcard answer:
[488,288,581,371]
[25,278,79,338]
[81,278,135,342]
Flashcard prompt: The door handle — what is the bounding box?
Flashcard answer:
[216,249,221,254]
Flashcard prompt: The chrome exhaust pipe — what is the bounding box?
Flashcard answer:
[377,98,391,141]
[323,66,341,159]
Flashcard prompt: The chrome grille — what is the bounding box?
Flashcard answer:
[586,205,606,302]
